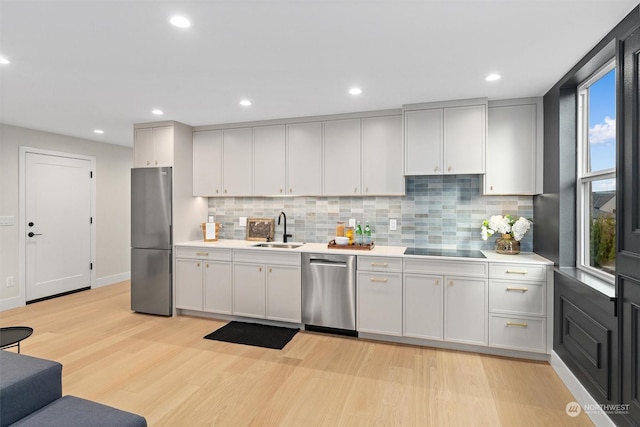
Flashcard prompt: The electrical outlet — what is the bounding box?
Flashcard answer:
[348,218,356,227]
[389,219,397,231]
[239,217,247,227]
[6,276,14,287]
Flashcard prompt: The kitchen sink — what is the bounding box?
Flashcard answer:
[253,242,303,249]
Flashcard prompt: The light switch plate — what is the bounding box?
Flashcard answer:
[239,216,247,227]
[0,216,14,226]
[348,218,356,227]
[389,219,397,231]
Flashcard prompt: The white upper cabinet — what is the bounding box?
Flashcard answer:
[362,115,405,195]
[134,126,173,168]
[222,128,253,196]
[286,122,322,196]
[404,98,487,176]
[404,109,443,175]
[484,98,542,195]
[192,130,223,196]
[253,125,286,195]
[323,118,361,196]
[443,104,486,174]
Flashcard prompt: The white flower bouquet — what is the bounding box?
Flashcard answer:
[481,214,531,241]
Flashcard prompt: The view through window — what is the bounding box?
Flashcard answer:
[577,62,616,279]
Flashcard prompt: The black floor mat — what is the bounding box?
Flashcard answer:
[204,321,299,350]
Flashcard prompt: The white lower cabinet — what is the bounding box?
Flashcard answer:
[233,263,266,318]
[175,247,233,314]
[203,261,233,315]
[176,258,204,311]
[266,265,302,323]
[403,258,488,346]
[444,277,488,345]
[403,273,443,340]
[232,250,301,322]
[488,262,548,353]
[357,271,403,336]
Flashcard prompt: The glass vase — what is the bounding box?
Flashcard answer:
[495,234,520,255]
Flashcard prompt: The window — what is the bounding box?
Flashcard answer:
[577,61,616,280]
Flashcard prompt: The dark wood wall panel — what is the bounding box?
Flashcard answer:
[555,271,618,404]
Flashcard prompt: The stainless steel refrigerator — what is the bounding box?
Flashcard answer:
[131,167,172,315]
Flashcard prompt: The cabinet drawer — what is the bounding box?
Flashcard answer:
[176,246,232,261]
[489,263,546,282]
[404,258,487,277]
[234,249,301,266]
[489,279,545,316]
[489,314,546,353]
[358,256,403,272]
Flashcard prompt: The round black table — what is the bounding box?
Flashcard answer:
[0,326,33,353]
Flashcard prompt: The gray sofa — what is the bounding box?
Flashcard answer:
[0,351,146,427]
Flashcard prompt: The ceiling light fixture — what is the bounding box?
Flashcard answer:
[169,16,191,28]
[239,99,252,107]
[349,87,362,95]
[0,56,10,65]
[485,73,502,82]
[94,129,104,134]
[152,109,164,115]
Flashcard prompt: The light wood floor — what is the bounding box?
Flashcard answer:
[1,281,592,426]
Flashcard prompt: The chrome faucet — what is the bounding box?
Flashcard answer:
[277,211,292,243]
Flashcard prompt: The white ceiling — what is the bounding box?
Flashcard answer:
[0,0,637,147]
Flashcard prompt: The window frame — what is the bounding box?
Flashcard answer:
[576,59,616,283]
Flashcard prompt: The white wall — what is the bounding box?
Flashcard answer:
[0,123,132,309]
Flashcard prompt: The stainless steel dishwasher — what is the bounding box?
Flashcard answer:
[302,253,357,336]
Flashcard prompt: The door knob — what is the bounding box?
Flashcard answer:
[28,232,43,237]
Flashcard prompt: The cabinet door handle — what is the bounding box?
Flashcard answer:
[289,188,293,193]
[506,287,528,292]
[206,263,209,268]
[354,187,358,192]
[490,185,494,191]
[196,252,209,256]
[280,189,283,193]
[146,160,150,166]
[370,277,388,283]
[196,263,200,267]
[434,166,439,172]
[216,189,219,194]
[370,262,388,267]
[506,321,528,328]
[259,267,263,272]
[505,270,528,275]
[269,268,272,273]
[448,280,454,286]
[447,166,452,172]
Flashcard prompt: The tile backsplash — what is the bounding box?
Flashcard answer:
[207,175,534,252]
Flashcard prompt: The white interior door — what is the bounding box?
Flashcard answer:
[25,152,92,301]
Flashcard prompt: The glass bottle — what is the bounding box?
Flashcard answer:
[364,222,372,245]
[355,221,363,245]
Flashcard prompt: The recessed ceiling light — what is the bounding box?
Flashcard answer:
[485,73,502,82]
[0,56,10,65]
[239,99,252,107]
[169,16,191,28]
[94,129,104,134]
[349,87,362,95]
[152,109,164,115]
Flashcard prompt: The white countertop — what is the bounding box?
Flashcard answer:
[176,240,553,264]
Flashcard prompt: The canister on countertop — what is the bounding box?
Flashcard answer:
[336,221,345,237]
[345,226,354,245]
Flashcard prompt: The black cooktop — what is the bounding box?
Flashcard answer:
[404,248,486,258]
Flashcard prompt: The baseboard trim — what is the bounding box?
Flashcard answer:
[550,351,616,426]
[0,295,24,312]
[94,272,130,288]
